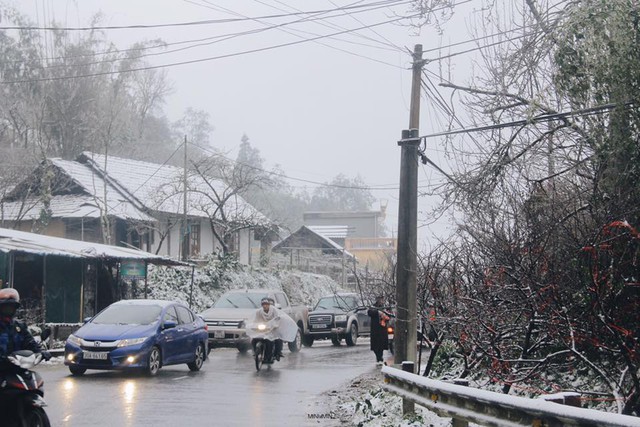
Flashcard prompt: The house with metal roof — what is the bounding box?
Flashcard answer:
[272,225,356,284]
[0,227,186,323]
[303,210,396,271]
[0,152,275,265]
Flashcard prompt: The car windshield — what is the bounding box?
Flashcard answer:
[213,293,265,309]
[92,304,163,325]
[315,296,355,311]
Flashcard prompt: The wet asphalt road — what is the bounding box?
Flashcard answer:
[39,339,381,427]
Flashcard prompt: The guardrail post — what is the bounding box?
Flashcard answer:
[451,378,469,427]
[401,361,415,414]
[452,419,469,427]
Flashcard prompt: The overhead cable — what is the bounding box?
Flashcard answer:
[417,101,637,139]
[0,0,406,31]
[1,12,420,84]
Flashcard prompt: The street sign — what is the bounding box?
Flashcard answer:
[121,260,146,279]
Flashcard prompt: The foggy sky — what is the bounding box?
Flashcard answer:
[11,0,477,246]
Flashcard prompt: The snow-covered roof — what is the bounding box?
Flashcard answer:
[79,152,269,224]
[49,158,153,221]
[307,225,351,239]
[0,227,185,265]
[273,226,354,259]
[1,194,154,222]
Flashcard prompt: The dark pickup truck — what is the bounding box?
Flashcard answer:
[303,293,370,347]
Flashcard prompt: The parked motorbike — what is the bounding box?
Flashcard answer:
[246,321,279,372]
[0,349,51,427]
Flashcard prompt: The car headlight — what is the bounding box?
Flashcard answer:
[335,315,347,323]
[117,337,148,347]
[67,334,82,346]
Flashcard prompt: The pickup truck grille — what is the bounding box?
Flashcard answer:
[206,320,243,328]
[309,314,333,324]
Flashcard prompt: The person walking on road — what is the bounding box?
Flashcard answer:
[367,295,390,365]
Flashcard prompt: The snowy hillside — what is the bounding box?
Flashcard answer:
[137,262,344,313]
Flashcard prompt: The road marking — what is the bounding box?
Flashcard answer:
[173,376,188,380]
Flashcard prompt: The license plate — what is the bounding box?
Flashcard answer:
[312,324,327,329]
[83,351,108,360]
[214,330,225,338]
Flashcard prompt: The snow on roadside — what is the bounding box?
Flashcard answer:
[323,369,474,427]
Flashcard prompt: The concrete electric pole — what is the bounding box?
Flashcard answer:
[394,44,423,414]
[182,135,190,262]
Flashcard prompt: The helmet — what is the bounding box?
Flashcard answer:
[260,297,271,305]
[0,288,20,307]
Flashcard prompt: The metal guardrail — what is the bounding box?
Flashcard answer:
[381,366,640,427]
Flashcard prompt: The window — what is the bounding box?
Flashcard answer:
[190,224,201,256]
[65,218,99,242]
[163,306,179,324]
[92,304,162,325]
[176,306,194,324]
[213,292,264,309]
[275,293,288,308]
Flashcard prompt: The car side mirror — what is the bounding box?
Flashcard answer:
[275,303,282,309]
[163,320,177,330]
[83,317,92,324]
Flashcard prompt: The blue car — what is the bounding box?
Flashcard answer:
[64,299,208,376]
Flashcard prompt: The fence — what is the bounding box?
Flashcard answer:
[381,365,640,427]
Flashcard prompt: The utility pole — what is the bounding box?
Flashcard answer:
[182,136,189,262]
[395,44,423,415]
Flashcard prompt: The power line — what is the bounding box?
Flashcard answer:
[188,141,406,191]
[421,27,542,56]
[249,0,404,52]
[1,12,419,85]
[0,0,405,31]
[5,2,534,73]
[11,0,408,71]
[100,142,185,215]
[184,0,406,69]
[424,32,542,64]
[417,101,637,140]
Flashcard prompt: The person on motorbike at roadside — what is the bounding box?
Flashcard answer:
[253,297,285,360]
[0,288,51,371]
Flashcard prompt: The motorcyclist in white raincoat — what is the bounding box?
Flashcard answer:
[247,297,298,360]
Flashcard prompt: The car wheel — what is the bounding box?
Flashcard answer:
[288,327,302,353]
[69,366,86,376]
[345,323,358,346]
[146,346,161,376]
[188,343,205,371]
[331,336,341,346]
[302,334,314,347]
[237,343,250,354]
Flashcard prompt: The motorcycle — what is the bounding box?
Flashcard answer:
[246,320,280,372]
[0,349,51,427]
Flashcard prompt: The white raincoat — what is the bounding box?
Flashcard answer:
[245,306,299,342]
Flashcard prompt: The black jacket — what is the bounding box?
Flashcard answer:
[367,307,389,351]
[0,319,43,369]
